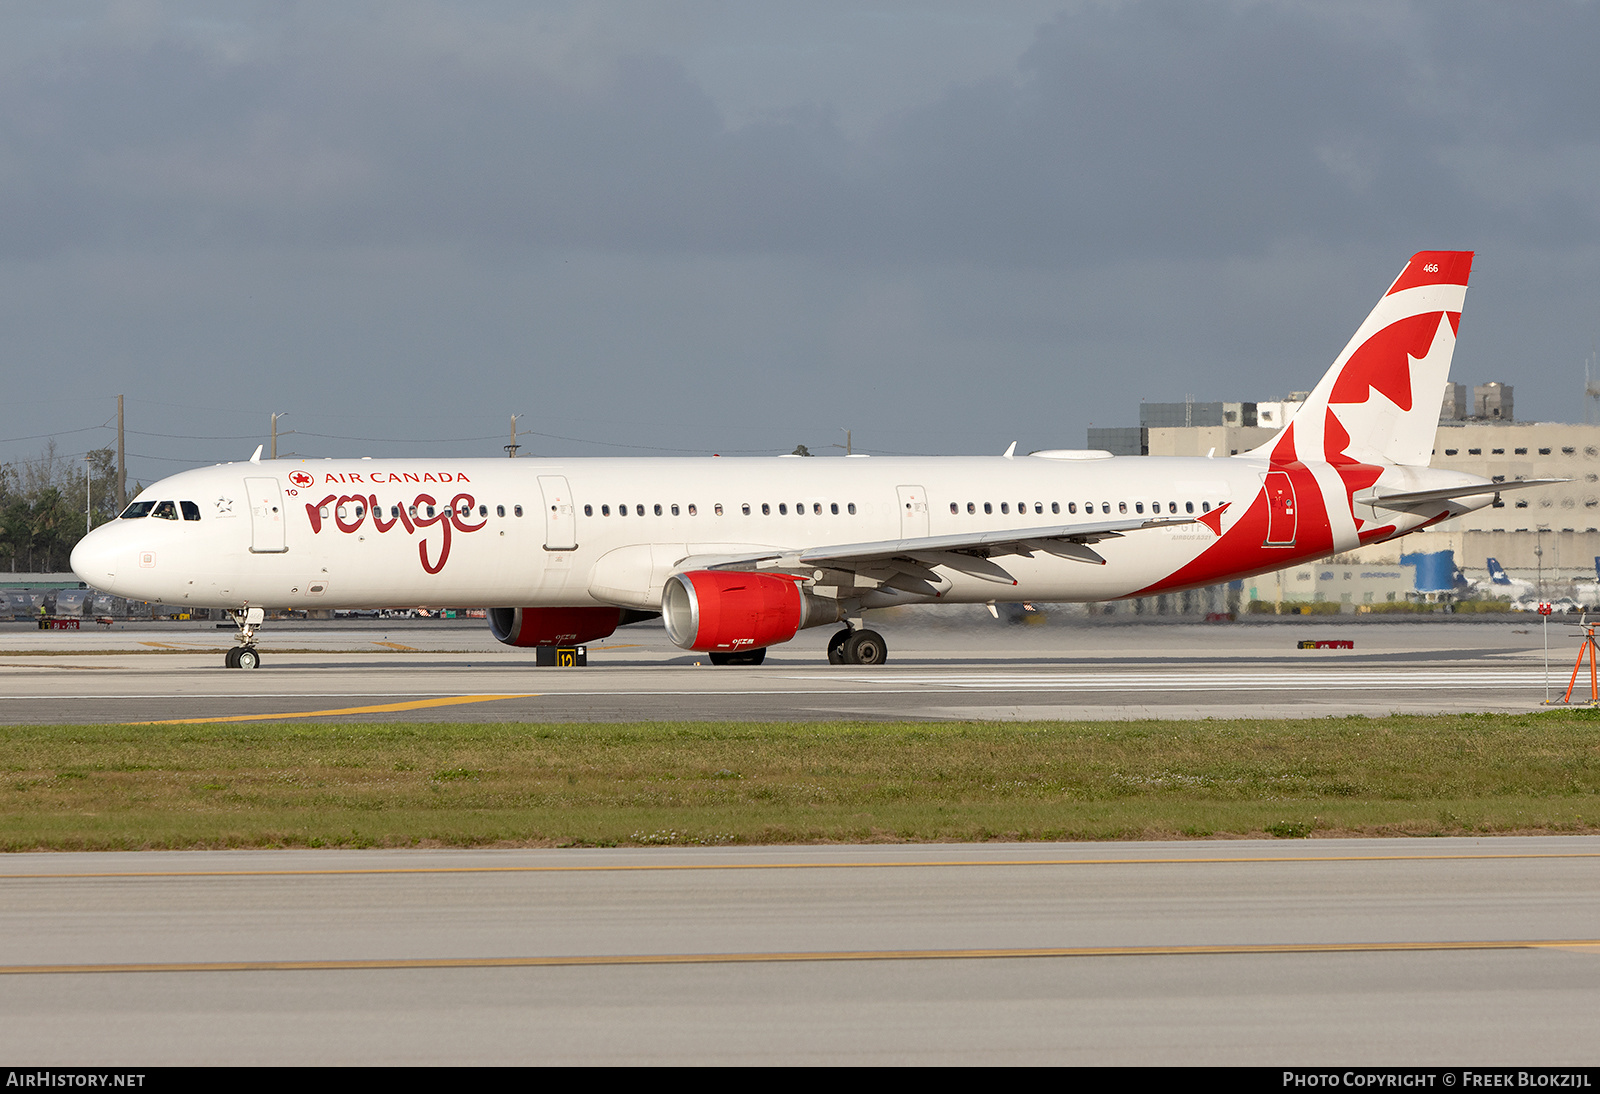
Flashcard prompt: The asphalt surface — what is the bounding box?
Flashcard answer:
[3,618,1596,1064]
[0,615,1583,722]
[1,838,1597,1065]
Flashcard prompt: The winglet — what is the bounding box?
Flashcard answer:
[1002,441,1016,460]
[249,445,263,464]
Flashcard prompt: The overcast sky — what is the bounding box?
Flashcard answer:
[2,0,1596,484]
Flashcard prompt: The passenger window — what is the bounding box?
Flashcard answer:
[1202,501,1211,513]
[688,504,697,516]
[671,504,680,516]
[497,505,506,517]
[636,503,645,515]
[513,505,523,517]
[356,504,366,518]
[617,504,626,517]
[1001,503,1009,514]
[479,505,488,517]
[323,506,333,519]
[847,503,856,514]
[984,502,992,515]
[601,505,610,516]
[762,503,771,515]
[1135,502,1144,514]
[654,504,663,516]
[425,506,436,518]
[583,504,593,516]
[1035,503,1043,514]
[967,502,975,514]
[830,503,838,515]
[814,503,822,515]
[1185,501,1194,514]
[1051,502,1059,515]
[152,501,178,520]
[1169,502,1178,514]
[408,505,416,518]
[180,501,201,521]
[1101,503,1110,514]
[779,503,788,515]
[742,504,751,516]
[1118,502,1127,514]
[1068,503,1076,514]
[392,506,401,518]
[950,503,958,514]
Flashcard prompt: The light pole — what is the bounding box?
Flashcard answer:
[84,455,92,534]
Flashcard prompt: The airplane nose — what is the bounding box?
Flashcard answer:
[70,525,124,591]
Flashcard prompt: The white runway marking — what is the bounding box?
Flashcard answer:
[814,668,1551,691]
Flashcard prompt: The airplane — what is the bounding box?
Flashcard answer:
[72,250,1546,670]
[1575,558,1600,608]
[1475,557,1537,600]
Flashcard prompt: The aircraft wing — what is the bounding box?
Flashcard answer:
[684,515,1199,590]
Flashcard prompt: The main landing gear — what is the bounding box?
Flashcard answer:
[224,606,265,670]
[827,627,887,666]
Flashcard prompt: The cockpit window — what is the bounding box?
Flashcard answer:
[151,501,179,520]
[121,501,155,519]
[180,501,201,521]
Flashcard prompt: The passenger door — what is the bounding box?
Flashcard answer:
[539,475,578,551]
[244,477,288,553]
[1263,471,1297,546]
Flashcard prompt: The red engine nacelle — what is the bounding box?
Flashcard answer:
[662,570,827,652]
[488,606,621,647]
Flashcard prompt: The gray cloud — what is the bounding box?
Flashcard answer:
[1,1,1596,479]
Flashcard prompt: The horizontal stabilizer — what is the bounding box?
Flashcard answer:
[1356,479,1564,512]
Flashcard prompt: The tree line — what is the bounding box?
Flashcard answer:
[0,443,123,573]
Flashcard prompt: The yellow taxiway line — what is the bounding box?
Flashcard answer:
[127,693,536,725]
[2,938,1597,976]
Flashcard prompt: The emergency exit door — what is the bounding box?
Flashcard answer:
[897,485,929,539]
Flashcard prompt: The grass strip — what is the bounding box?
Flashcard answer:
[2,713,1598,850]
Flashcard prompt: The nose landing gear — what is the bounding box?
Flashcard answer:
[224,606,265,669]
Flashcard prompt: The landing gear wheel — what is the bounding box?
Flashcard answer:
[235,647,261,670]
[843,630,887,666]
[708,648,767,666]
[224,647,241,668]
[827,629,851,665]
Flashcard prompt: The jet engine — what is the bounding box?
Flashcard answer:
[488,606,622,647]
[661,570,839,652]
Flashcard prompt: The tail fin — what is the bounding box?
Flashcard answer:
[1487,558,1509,584]
[1245,251,1473,467]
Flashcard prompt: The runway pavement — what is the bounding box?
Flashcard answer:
[1,837,1597,1064]
[0,615,1582,722]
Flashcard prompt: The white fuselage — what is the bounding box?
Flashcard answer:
[70,452,1487,613]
